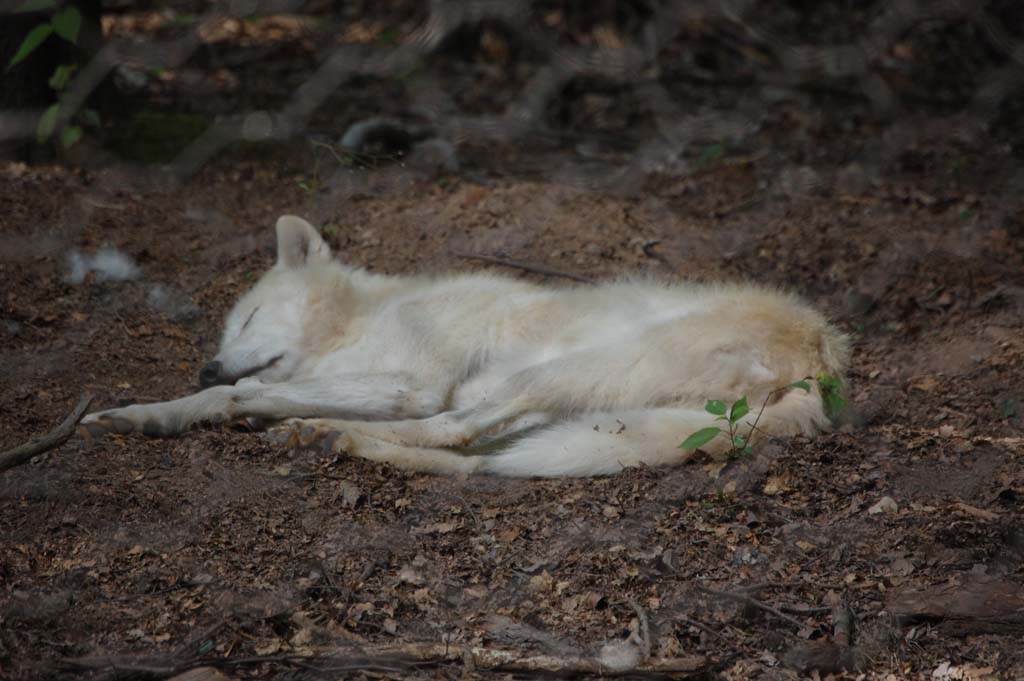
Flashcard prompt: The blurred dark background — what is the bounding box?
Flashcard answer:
[2,0,1023,195]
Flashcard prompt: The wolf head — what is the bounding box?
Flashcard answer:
[200,215,337,388]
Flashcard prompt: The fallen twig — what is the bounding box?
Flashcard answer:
[830,597,854,648]
[953,501,999,522]
[59,655,183,677]
[60,643,709,679]
[783,593,863,673]
[888,575,1024,636]
[674,614,723,639]
[640,239,679,274]
[452,250,593,283]
[698,584,806,630]
[60,653,405,678]
[376,642,707,676]
[777,603,832,615]
[0,394,92,472]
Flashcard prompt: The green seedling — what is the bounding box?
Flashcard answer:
[680,376,845,459]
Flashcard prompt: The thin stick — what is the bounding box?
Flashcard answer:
[0,394,92,472]
[777,603,832,615]
[831,600,854,648]
[744,378,812,448]
[697,584,806,630]
[451,251,593,283]
[60,645,708,679]
[675,614,723,639]
[640,239,678,274]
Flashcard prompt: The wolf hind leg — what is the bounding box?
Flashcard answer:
[273,418,484,475]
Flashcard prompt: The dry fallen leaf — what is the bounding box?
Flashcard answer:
[495,527,521,542]
[412,587,433,608]
[397,565,425,585]
[528,571,554,593]
[414,521,457,535]
[254,639,282,655]
[763,475,792,496]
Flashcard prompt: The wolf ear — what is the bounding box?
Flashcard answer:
[275,215,332,268]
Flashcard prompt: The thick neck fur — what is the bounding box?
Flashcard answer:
[297,261,420,357]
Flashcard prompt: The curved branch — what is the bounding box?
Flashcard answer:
[0,394,92,472]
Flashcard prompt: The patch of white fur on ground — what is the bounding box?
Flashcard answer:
[66,247,140,284]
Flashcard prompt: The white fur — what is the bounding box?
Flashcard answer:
[83,215,849,477]
[66,247,140,284]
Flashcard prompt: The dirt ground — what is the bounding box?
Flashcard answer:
[3,3,1024,680]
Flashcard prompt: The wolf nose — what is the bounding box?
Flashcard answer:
[199,361,223,388]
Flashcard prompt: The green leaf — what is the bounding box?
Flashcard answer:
[817,373,846,421]
[699,143,724,165]
[17,0,58,11]
[732,434,746,449]
[705,400,727,416]
[60,124,82,148]
[818,372,842,392]
[7,23,52,69]
[52,6,81,43]
[80,108,101,127]
[680,427,721,451]
[787,380,811,393]
[824,393,846,421]
[728,396,750,424]
[48,63,76,90]
[36,103,59,141]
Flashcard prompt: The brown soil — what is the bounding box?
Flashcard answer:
[2,4,1024,680]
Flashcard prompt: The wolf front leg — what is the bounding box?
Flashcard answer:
[80,373,450,438]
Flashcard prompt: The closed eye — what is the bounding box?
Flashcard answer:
[232,353,283,382]
[241,306,259,330]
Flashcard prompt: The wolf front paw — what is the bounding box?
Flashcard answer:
[79,407,179,438]
[79,411,139,438]
[269,418,355,453]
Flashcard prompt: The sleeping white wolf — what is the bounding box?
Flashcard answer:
[81,216,849,477]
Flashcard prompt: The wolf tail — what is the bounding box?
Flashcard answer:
[478,384,831,476]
